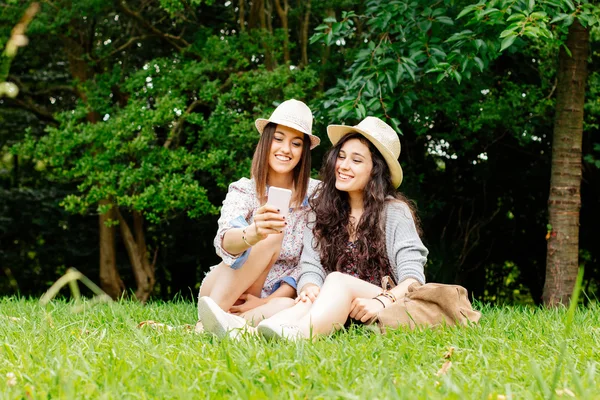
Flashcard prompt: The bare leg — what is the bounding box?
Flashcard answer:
[199,233,283,311]
[240,297,296,325]
[261,299,313,324]
[295,272,380,337]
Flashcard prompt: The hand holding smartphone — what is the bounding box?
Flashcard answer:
[267,186,292,218]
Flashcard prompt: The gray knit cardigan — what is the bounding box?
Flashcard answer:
[296,200,428,293]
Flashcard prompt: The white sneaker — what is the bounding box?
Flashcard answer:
[198,297,248,339]
[257,320,305,341]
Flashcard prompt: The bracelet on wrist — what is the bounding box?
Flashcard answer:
[373,296,387,308]
[242,227,252,247]
[378,291,397,303]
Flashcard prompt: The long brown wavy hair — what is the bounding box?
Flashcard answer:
[310,133,420,280]
[251,122,312,207]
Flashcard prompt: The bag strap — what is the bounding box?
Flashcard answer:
[381,275,396,291]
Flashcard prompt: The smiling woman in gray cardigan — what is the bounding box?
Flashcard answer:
[296,199,426,296]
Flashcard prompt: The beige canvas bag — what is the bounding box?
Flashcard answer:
[375,277,482,332]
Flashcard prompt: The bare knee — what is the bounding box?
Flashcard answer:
[198,264,222,297]
[253,233,283,259]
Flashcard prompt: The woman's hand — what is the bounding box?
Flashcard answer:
[295,284,320,303]
[247,204,286,245]
[229,293,267,314]
[349,297,388,323]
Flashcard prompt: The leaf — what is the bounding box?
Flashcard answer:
[473,57,484,72]
[436,16,454,25]
[524,26,543,38]
[457,5,476,19]
[500,26,519,38]
[530,11,547,19]
[577,13,591,28]
[474,39,486,51]
[430,47,447,58]
[461,57,469,72]
[563,0,575,11]
[385,71,396,91]
[452,70,462,84]
[390,117,402,135]
[395,63,404,81]
[500,34,517,52]
[481,8,500,17]
[418,20,433,31]
[432,8,446,17]
[528,0,535,13]
[357,103,366,119]
[507,13,526,22]
[405,64,416,82]
[550,13,570,24]
[563,14,574,27]
[325,31,333,46]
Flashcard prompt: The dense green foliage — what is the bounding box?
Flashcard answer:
[1,298,599,398]
[1,0,599,302]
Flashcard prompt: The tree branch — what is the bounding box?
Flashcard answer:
[163,99,204,149]
[5,97,58,124]
[97,35,152,61]
[118,1,190,51]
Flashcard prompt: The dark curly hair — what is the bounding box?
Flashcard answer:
[310,133,420,280]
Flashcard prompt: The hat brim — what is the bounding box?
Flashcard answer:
[327,125,403,188]
[255,118,320,150]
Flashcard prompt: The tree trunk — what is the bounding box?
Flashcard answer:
[265,0,273,34]
[249,0,275,70]
[64,32,122,297]
[116,208,156,302]
[248,0,262,29]
[239,0,245,32]
[99,199,125,299]
[274,0,289,63]
[299,0,311,67]
[542,20,589,307]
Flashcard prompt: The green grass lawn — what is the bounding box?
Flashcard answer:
[1,297,599,399]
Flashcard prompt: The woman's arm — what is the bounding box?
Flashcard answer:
[386,201,428,285]
[221,204,284,255]
[214,180,285,263]
[296,216,327,294]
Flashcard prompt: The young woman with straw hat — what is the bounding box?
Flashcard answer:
[196,99,321,330]
[198,116,428,339]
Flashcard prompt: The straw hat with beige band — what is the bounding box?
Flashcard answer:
[327,116,404,188]
[255,99,321,149]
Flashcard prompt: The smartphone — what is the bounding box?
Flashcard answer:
[267,186,293,218]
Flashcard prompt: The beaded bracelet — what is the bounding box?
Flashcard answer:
[378,291,397,303]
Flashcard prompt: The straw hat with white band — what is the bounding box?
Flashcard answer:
[255,99,320,149]
[327,116,404,188]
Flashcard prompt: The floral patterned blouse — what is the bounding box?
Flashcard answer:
[214,177,320,297]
